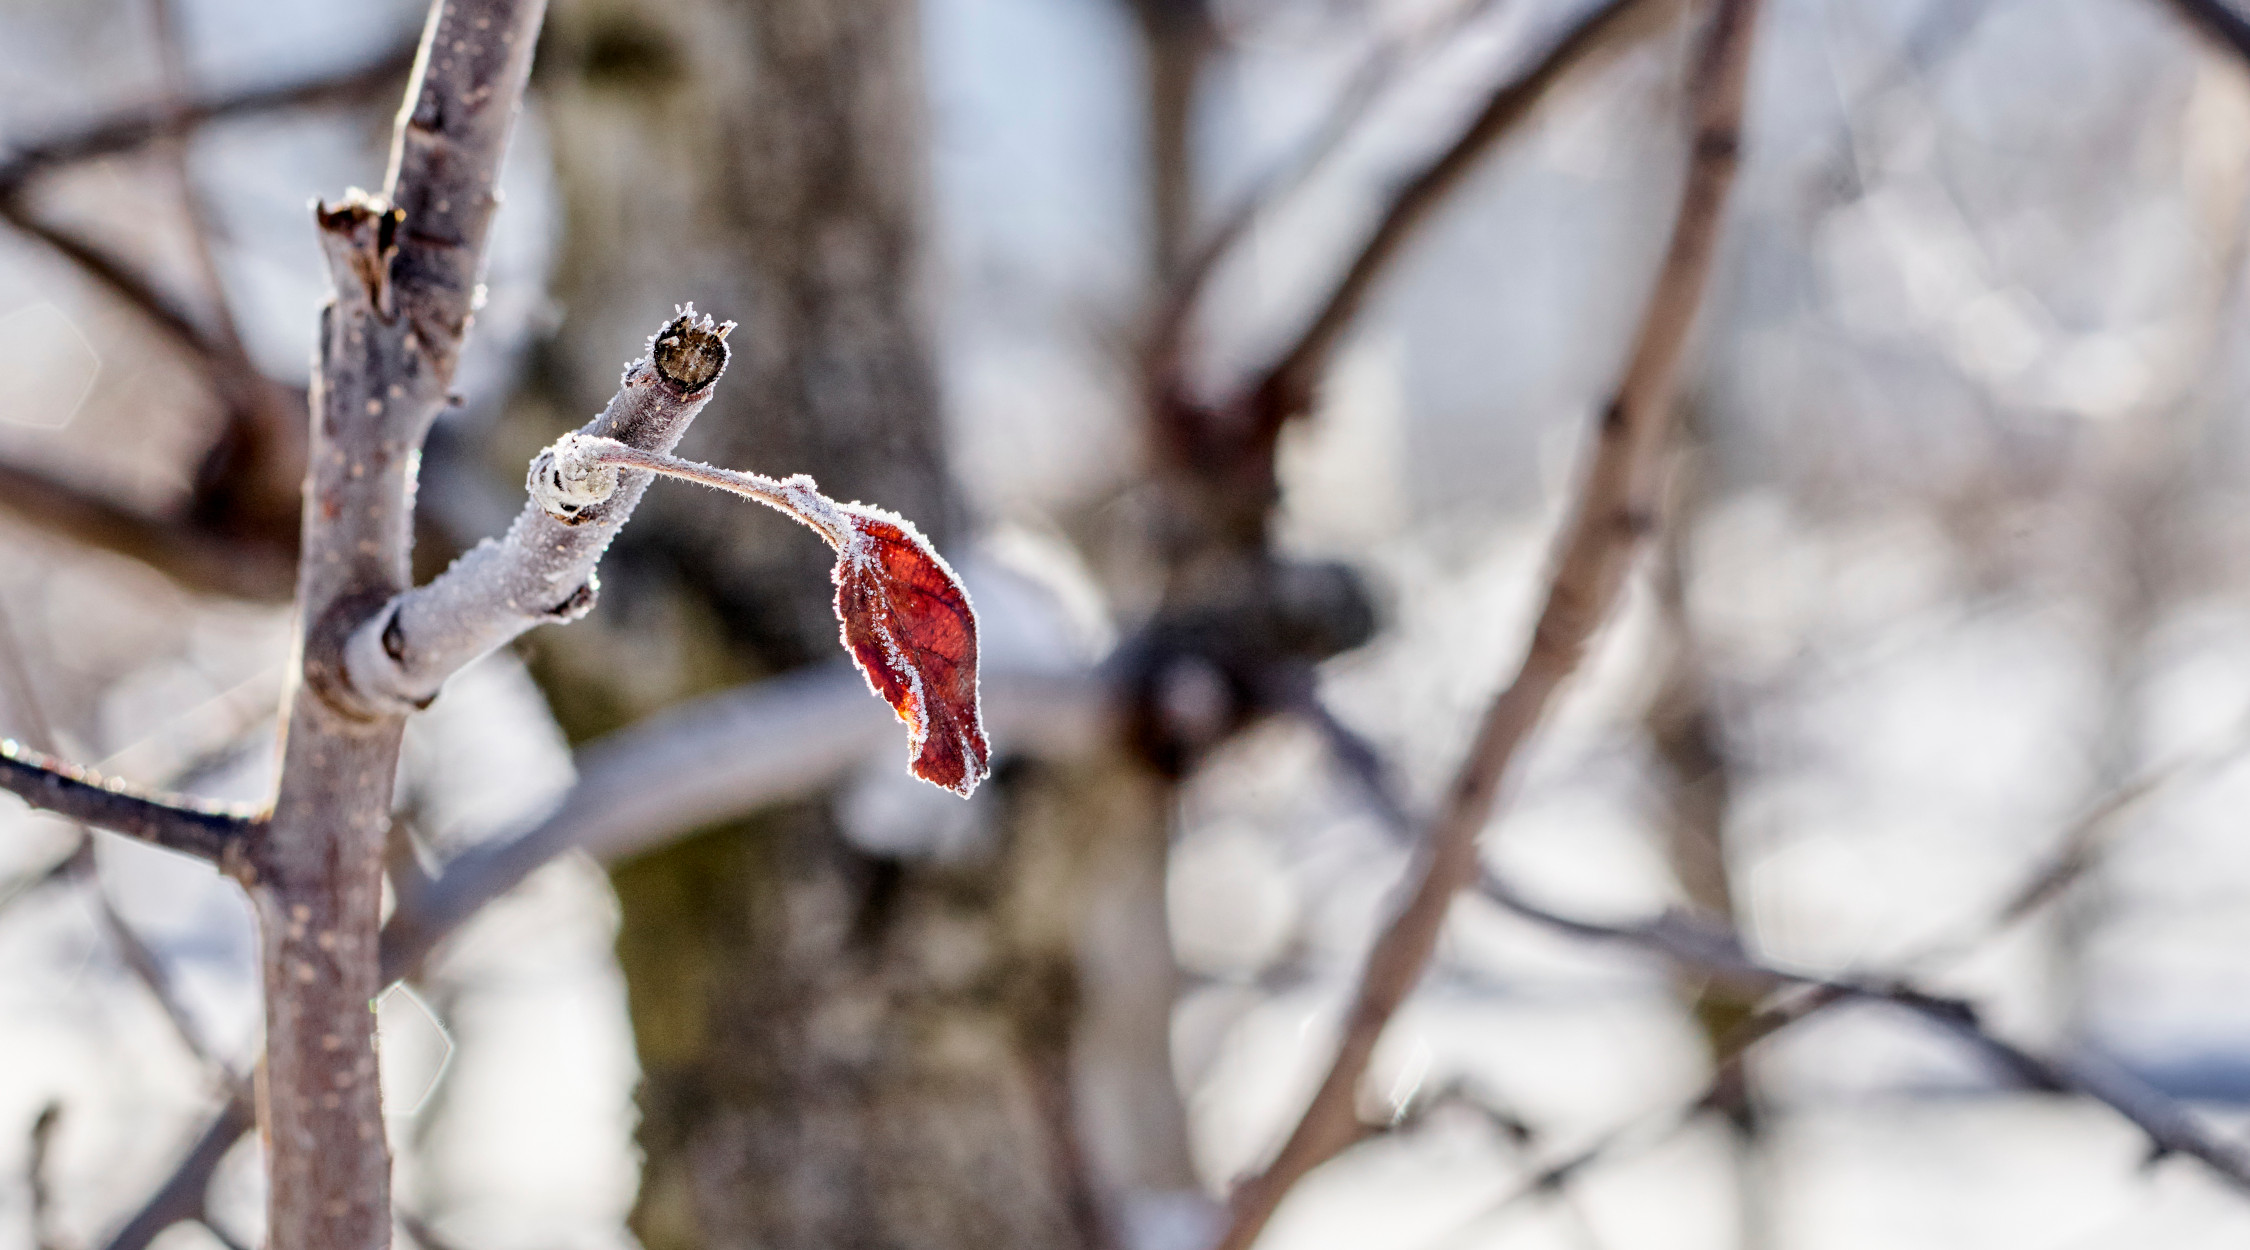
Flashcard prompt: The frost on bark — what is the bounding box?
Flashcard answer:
[521,0,1156,1246]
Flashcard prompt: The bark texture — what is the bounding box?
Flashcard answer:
[527,1,1167,1246]
[255,4,545,1247]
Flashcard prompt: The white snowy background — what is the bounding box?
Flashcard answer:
[4,0,2250,1247]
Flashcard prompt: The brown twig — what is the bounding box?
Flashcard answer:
[0,198,226,365]
[95,1084,254,1250]
[143,0,311,529]
[0,42,416,198]
[2163,0,2250,62]
[1147,0,1508,368]
[1474,872,2250,1194]
[1210,3,1759,1244]
[0,742,261,864]
[28,1103,63,1250]
[0,455,295,600]
[0,35,418,599]
[0,195,306,552]
[1228,0,1677,443]
[0,593,230,1071]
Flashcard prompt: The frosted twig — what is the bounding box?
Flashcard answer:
[0,742,262,866]
[340,309,732,714]
[529,434,851,548]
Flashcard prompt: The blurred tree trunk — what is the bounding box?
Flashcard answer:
[513,1,1198,1247]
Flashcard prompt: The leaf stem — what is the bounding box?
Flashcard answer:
[558,436,852,550]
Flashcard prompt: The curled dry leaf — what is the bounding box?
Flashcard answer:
[531,434,991,796]
[825,505,991,797]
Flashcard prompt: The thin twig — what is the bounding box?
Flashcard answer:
[0,41,416,197]
[0,454,295,601]
[2163,0,2250,62]
[95,1084,254,1250]
[28,1103,62,1250]
[143,0,309,503]
[1148,0,1509,370]
[0,604,227,1070]
[1316,659,2250,1205]
[0,197,227,366]
[337,310,731,715]
[1231,0,1678,441]
[1211,3,1760,1244]
[1418,1090,1712,1250]
[1474,871,2250,1194]
[0,741,261,865]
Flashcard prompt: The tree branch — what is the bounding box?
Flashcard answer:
[338,309,731,715]
[1474,873,2250,1195]
[2163,0,2250,63]
[249,2,549,1246]
[1313,681,2250,1204]
[0,741,261,865]
[0,454,296,601]
[0,190,309,554]
[381,664,1108,980]
[0,602,233,1070]
[1233,0,1678,435]
[1313,692,2250,1206]
[114,664,1107,1221]
[1211,2,1760,1244]
[0,41,416,198]
[0,196,229,366]
[96,1084,254,1250]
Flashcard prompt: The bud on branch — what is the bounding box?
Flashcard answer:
[339,305,989,797]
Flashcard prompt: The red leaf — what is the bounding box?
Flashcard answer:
[829,506,990,797]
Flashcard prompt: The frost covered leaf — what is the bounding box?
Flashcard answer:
[828,507,990,797]
[525,435,991,796]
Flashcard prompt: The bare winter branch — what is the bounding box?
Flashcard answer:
[1213,1,1761,1243]
[1148,0,1506,372]
[0,741,261,865]
[1474,873,2250,1195]
[381,664,1106,981]
[1314,689,2250,1204]
[249,1,549,1246]
[339,309,731,715]
[2162,0,2250,64]
[0,454,294,600]
[0,197,229,366]
[1235,0,1678,430]
[0,41,416,198]
[96,1084,254,1250]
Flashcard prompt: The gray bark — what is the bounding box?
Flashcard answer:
[526,1,1184,1246]
[252,3,545,1247]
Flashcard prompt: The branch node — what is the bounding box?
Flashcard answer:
[545,579,598,622]
[646,304,733,393]
[314,191,405,316]
[527,433,621,523]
